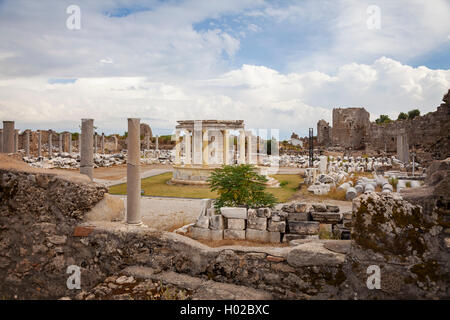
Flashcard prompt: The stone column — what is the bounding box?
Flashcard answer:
[222,130,230,165]
[397,133,409,163]
[0,130,3,153]
[145,134,150,150]
[25,130,30,157]
[246,130,256,164]
[127,118,141,225]
[80,119,94,180]
[193,121,202,165]
[38,131,42,158]
[202,129,209,166]
[155,135,159,151]
[239,129,246,164]
[94,133,98,154]
[14,130,19,152]
[101,133,105,154]
[48,132,53,158]
[68,133,72,155]
[78,134,81,153]
[174,129,181,165]
[2,121,14,153]
[184,130,191,165]
[59,133,63,154]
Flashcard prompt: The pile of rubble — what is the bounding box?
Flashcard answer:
[22,150,174,169]
[189,200,352,243]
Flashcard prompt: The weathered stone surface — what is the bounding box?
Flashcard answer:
[319,223,332,234]
[226,218,246,230]
[268,232,281,243]
[195,216,210,229]
[191,226,211,240]
[210,230,224,241]
[209,215,224,230]
[245,229,269,242]
[311,212,343,223]
[223,229,245,240]
[247,217,267,230]
[284,234,319,243]
[287,242,345,267]
[312,203,327,212]
[326,205,340,213]
[247,208,257,219]
[266,255,285,262]
[256,207,272,218]
[287,211,310,222]
[288,221,319,235]
[267,220,286,233]
[220,207,247,219]
[294,203,307,213]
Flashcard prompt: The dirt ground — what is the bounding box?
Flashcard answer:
[93,163,172,180]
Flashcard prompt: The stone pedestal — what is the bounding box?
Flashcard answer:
[80,119,94,180]
[127,118,141,225]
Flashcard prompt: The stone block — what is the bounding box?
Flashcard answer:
[267,220,286,233]
[247,208,257,219]
[209,215,224,230]
[226,218,246,230]
[220,207,247,219]
[256,207,272,218]
[283,234,319,243]
[346,187,357,200]
[268,232,281,243]
[247,217,267,230]
[288,221,319,235]
[195,216,210,229]
[326,205,340,212]
[287,211,310,222]
[224,229,245,240]
[342,211,352,220]
[312,203,327,212]
[210,230,224,241]
[206,207,217,216]
[281,204,295,213]
[310,212,343,223]
[191,227,211,240]
[245,229,269,242]
[294,203,307,213]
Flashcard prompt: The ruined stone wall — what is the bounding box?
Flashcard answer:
[331,107,370,149]
[317,120,331,146]
[366,92,450,161]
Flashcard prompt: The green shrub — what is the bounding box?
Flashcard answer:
[279,180,288,187]
[207,164,277,209]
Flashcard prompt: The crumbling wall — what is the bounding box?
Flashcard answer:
[331,107,370,149]
[317,120,331,146]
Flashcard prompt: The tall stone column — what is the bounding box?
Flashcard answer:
[80,119,94,180]
[38,131,42,158]
[222,130,230,165]
[145,135,150,150]
[155,135,159,151]
[94,133,98,154]
[48,132,53,159]
[193,121,202,165]
[246,131,255,164]
[59,133,63,154]
[0,130,3,153]
[202,129,209,166]
[174,129,181,165]
[14,130,19,152]
[184,130,191,165]
[2,121,14,153]
[101,133,105,154]
[68,133,72,155]
[239,129,246,164]
[127,118,141,225]
[25,130,30,157]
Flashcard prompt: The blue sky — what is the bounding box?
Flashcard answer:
[0,0,449,139]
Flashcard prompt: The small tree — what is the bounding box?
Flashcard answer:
[408,109,420,120]
[397,112,408,120]
[375,114,392,124]
[207,164,277,209]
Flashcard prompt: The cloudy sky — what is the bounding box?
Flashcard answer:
[0,0,449,139]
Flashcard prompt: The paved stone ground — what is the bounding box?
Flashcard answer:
[94,168,172,187]
[112,194,203,231]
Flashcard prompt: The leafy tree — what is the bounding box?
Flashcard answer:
[397,112,408,120]
[207,164,277,209]
[408,109,420,120]
[375,114,392,124]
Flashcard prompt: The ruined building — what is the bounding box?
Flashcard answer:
[317,89,450,160]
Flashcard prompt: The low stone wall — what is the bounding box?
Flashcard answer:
[191,201,351,243]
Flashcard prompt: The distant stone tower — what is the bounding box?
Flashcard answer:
[317,119,331,146]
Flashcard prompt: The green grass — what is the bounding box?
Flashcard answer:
[108,172,302,202]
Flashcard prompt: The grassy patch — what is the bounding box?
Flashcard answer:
[108,172,302,203]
